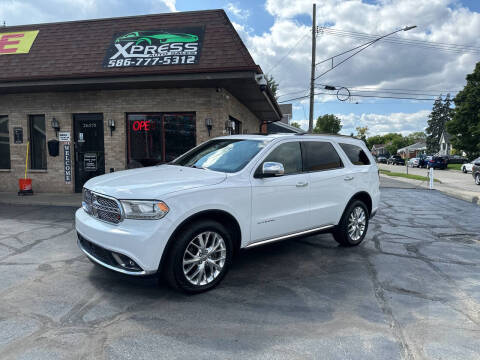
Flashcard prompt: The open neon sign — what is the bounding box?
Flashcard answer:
[132,120,156,131]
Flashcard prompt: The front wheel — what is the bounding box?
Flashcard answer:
[462,167,467,173]
[475,174,480,185]
[333,200,369,246]
[164,220,233,293]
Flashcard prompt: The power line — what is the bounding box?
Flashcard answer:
[266,29,310,75]
[315,83,461,94]
[278,91,439,103]
[321,27,480,50]
[320,28,480,54]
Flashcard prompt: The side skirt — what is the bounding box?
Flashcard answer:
[245,225,335,249]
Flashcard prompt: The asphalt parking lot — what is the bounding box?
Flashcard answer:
[1,186,480,359]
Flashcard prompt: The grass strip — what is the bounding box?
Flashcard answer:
[447,163,462,171]
[379,169,441,183]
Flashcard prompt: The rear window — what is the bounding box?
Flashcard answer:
[339,143,370,165]
[302,141,343,172]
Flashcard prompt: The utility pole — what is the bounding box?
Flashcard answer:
[308,3,316,133]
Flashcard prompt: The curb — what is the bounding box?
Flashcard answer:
[379,174,480,206]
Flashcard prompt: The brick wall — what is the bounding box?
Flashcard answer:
[0,87,261,193]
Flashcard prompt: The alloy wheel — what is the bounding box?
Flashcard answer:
[347,206,366,241]
[476,174,480,185]
[182,231,227,286]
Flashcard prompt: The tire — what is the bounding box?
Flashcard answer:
[462,167,467,173]
[164,220,233,293]
[476,173,480,185]
[333,200,369,247]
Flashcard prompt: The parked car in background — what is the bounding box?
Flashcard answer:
[407,157,419,167]
[461,157,480,173]
[446,155,468,164]
[387,155,405,165]
[76,134,380,293]
[473,160,480,185]
[418,155,429,168]
[377,155,387,164]
[427,156,447,170]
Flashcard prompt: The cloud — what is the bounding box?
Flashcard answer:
[225,3,250,20]
[290,109,430,136]
[239,0,480,135]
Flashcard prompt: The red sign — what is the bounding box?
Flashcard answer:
[132,120,155,131]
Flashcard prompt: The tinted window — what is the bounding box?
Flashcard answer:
[302,141,343,171]
[0,115,10,169]
[257,142,302,176]
[29,115,47,170]
[172,139,269,173]
[340,143,370,165]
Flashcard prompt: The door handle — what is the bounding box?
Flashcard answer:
[296,181,308,187]
[344,176,354,181]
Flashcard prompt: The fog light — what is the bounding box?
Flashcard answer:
[111,252,141,271]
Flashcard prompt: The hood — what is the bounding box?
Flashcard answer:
[84,165,226,199]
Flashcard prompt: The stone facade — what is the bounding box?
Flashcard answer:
[0,87,261,193]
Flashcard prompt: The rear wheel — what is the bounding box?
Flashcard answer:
[165,220,233,293]
[475,173,480,185]
[333,200,369,246]
[463,167,467,173]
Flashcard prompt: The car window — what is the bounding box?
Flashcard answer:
[301,141,343,172]
[256,141,302,176]
[172,139,270,173]
[339,143,370,165]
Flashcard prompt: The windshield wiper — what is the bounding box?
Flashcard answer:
[190,164,205,169]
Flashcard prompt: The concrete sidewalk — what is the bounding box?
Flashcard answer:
[379,174,480,205]
[0,192,81,207]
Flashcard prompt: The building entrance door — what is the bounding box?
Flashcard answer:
[73,114,105,193]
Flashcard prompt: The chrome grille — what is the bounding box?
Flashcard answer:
[82,188,123,224]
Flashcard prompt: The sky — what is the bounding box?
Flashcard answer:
[1,0,479,136]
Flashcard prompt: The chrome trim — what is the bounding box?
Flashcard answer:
[83,188,124,225]
[245,225,335,248]
[77,237,155,276]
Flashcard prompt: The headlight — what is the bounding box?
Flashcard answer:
[120,200,169,220]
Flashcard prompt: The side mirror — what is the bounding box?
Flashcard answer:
[262,162,284,177]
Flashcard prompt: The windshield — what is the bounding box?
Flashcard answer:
[171,139,270,173]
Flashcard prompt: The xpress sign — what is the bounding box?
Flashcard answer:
[103,27,204,68]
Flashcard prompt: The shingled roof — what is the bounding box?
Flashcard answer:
[0,9,260,82]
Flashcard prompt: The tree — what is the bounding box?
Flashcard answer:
[447,62,480,158]
[290,122,301,129]
[407,131,426,143]
[426,94,453,154]
[313,114,342,134]
[355,126,368,144]
[266,74,279,99]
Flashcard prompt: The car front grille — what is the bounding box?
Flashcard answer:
[82,188,123,224]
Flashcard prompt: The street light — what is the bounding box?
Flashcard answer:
[314,25,417,81]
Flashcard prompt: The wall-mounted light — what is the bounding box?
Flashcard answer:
[108,119,115,136]
[205,118,213,136]
[51,117,60,137]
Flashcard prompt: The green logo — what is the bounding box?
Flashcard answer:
[115,31,198,45]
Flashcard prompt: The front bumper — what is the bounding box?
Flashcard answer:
[75,208,174,274]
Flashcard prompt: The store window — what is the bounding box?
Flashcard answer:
[127,113,196,168]
[29,115,47,170]
[0,115,10,169]
[230,116,242,135]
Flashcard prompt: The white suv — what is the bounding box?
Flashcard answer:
[76,134,380,292]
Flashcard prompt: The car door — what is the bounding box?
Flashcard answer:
[250,141,311,242]
[302,140,352,227]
